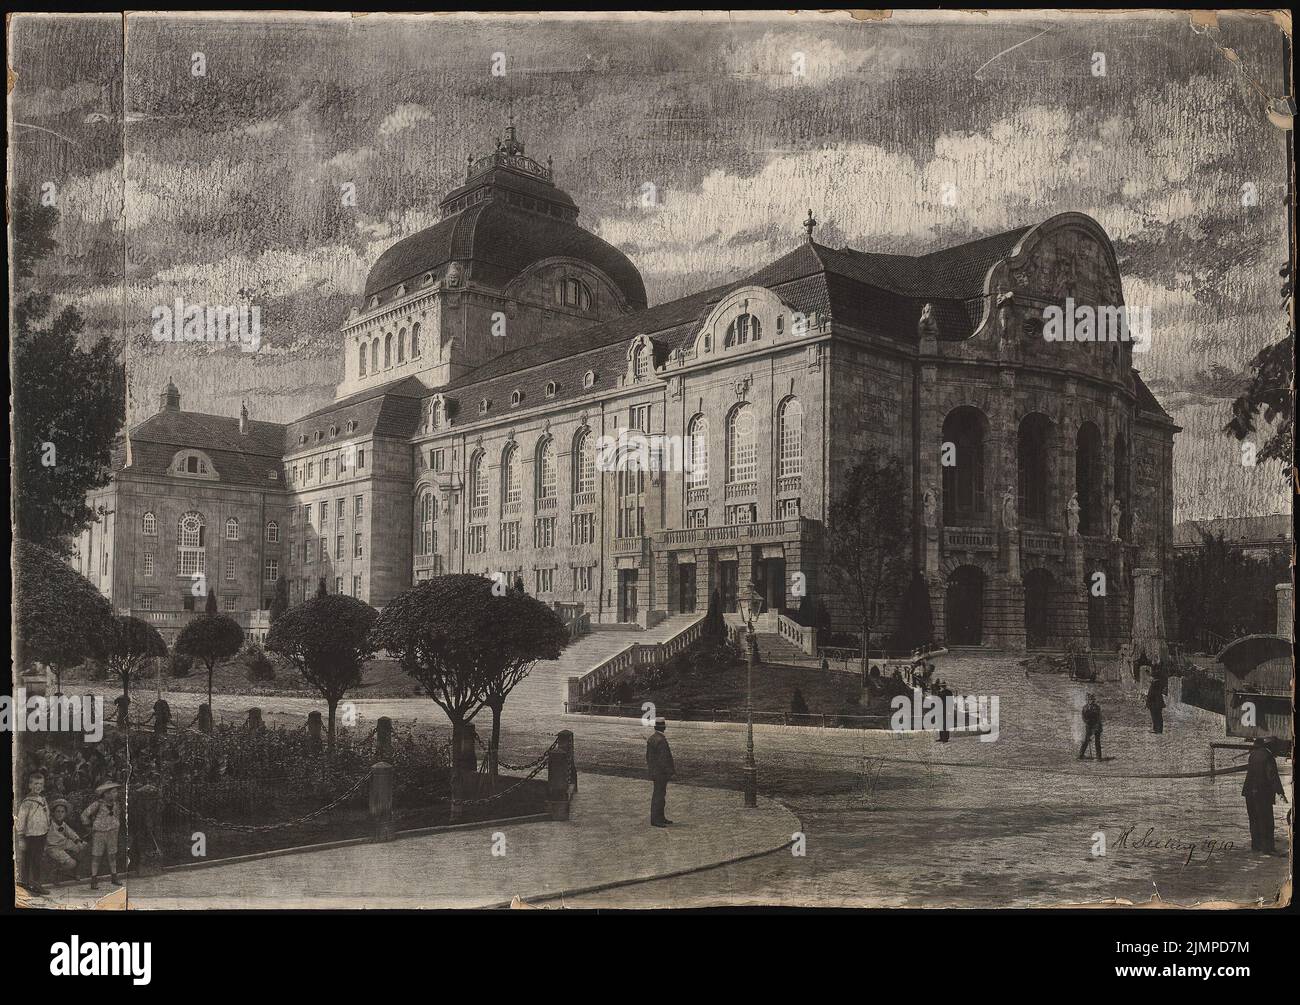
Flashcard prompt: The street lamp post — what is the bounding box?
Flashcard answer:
[743,616,758,807]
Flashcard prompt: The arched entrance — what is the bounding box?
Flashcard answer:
[945,565,985,645]
[1023,568,1055,649]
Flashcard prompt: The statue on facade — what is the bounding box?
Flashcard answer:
[918,302,939,340]
[1110,497,1123,541]
[996,291,1016,350]
[1066,493,1081,537]
[445,261,464,288]
[1001,489,1018,531]
[922,487,937,529]
[1130,505,1141,540]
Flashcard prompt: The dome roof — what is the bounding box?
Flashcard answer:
[362,127,646,310]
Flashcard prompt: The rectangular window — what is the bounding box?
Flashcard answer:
[143,551,155,577]
[535,568,554,594]
[630,404,650,432]
[352,575,362,597]
[534,517,556,548]
[102,551,109,574]
[305,538,313,564]
[307,461,315,480]
[355,495,364,518]
[264,557,278,582]
[303,504,311,526]
[336,498,345,522]
[225,554,236,581]
[467,525,487,555]
[291,508,298,527]
[357,448,365,469]
[222,595,238,612]
[336,535,344,561]
[431,449,445,472]
[136,595,156,611]
[334,576,343,595]
[572,565,593,592]
[570,512,595,544]
[177,549,204,578]
[777,497,801,519]
[323,456,331,477]
[687,509,708,529]
[725,503,757,526]
[354,533,363,558]
[500,521,520,551]
[319,501,327,524]
[319,538,328,562]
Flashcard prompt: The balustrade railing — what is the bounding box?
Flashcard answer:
[567,614,705,704]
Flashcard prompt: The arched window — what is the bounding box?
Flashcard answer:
[265,520,280,543]
[573,429,596,498]
[1075,422,1104,536]
[778,398,803,480]
[371,340,379,373]
[358,342,367,377]
[633,344,651,379]
[384,333,393,369]
[469,452,488,513]
[411,322,421,357]
[1017,413,1053,524]
[142,511,157,536]
[177,512,206,577]
[942,407,987,524]
[556,277,592,310]
[225,517,239,540]
[419,492,437,555]
[724,313,761,347]
[536,437,557,503]
[686,415,708,492]
[501,444,521,509]
[726,404,757,486]
[397,328,406,364]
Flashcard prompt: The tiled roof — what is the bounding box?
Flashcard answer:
[1132,372,1173,421]
[284,375,426,449]
[364,200,648,310]
[117,410,287,487]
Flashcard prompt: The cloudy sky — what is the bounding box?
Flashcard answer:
[8,10,1292,520]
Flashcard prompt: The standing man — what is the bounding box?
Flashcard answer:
[646,717,676,828]
[1145,677,1166,734]
[16,769,51,895]
[936,679,953,743]
[1242,738,1287,854]
[1078,693,1103,761]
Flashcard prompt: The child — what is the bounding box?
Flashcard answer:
[45,798,88,880]
[81,781,123,889]
[16,769,51,895]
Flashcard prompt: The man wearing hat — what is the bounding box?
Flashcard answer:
[81,780,123,889]
[1078,693,1103,761]
[45,798,88,879]
[646,717,676,827]
[16,769,51,895]
[1242,737,1287,854]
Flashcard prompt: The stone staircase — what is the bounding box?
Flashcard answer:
[506,614,703,717]
[750,632,809,665]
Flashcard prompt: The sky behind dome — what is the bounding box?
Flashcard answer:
[7,10,1292,520]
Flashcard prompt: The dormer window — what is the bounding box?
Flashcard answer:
[298,434,307,445]
[369,296,380,310]
[314,431,323,443]
[725,313,761,347]
[267,470,278,481]
[479,398,491,415]
[347,420,357,433]
[555,277,592,311]
[583,371,596,389]
[172,450,217,479]
[633,343,651,379]
[329,425,338,437]
[545,381,557,399]
[510,390,523,407]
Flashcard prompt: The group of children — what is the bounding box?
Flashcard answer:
[15,769,123,897]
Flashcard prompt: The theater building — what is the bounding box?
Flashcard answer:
[77,127,1177,651]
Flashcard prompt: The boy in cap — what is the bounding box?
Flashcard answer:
[45,798,88,879]
[16,769,51,895]
[82,780,123,889]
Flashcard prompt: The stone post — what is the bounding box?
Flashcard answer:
[306,710,323,752]
[197,703,213,734]
[369,762,394,842]
[376,716,394,763]
[547,734,574,821]
[245,707,264,732]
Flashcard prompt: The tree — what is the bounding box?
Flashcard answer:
[315,577,328,599]
[702,587,725,639]
[479,590,569,782]
[269,575,289,624]
[1170,529,1290,647]
[12,194,126,555]
[175,614,245,715]
[1224,263,1293,478]
[266,595,378,755]
[826,450,910,675]
[205,587,218,614]
[99,616,168,716]
[890,569,935,654]
[14,540,115,691]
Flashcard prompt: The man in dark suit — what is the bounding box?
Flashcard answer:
[1145,678,1166,733]
[1078,693,1103,760]
[1242,737,1287,853]
[646,717,676,827]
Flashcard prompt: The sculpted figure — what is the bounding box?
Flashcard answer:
[1066,493,1081,537]
[922,487,937,529]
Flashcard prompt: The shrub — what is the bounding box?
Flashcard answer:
[167,652,193,678]
[85,658,108,681]
[791,687,809,715]
[691,637,742,675]
[242,643,276,682]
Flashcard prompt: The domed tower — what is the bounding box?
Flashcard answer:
[337,125,647,399]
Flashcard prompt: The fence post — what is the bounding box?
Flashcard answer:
[556,729,577,794]
[197,703,213,734]
[245,707,264,732]
[547,732,573,821]
[306,711,323,752]
[376,716,393,763]
[369,762,394,842]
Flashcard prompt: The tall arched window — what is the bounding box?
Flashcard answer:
[225,517,239,540]
[501,444,521,510]
[1017,413,1053,524]
[265,520,280,543]
[469,452,488,513]
[419,492,437,555]
[397,328,406,364]
[633,344,651,379]
[778,398,803,480]
[142,511,157,536]
[573,429,595,498]
[686,415,708,492]
[1075,422,1104,536]
[556,277,592,310]
[371,340,379,373]
[536,437,557,504]
[358,342,367,377]
[942,407,987,524]
[726,404,757,486]
[411,322,422,357]
[384,333,393,369]
[725,313,761,347]
[177,512,206,577]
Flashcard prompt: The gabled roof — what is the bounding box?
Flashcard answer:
[116,410,287,487]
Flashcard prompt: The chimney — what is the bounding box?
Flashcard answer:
[239,401,249,435]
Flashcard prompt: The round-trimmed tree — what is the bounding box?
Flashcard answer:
[99,615,169,716]
[266,594,378,755]
[14,540,115,690]
[175,613,245,717]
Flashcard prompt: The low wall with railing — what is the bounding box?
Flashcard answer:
[566,614,704,706]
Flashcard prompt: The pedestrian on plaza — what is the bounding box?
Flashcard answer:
[1078,693,1103,761]
[1242,738,1287,854]
[1145,677,1166,734]
[16,769,51,895]
[82,781,123,890]
[646,717,676,828]
[937,679,953,743]
[45,799,88,880]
